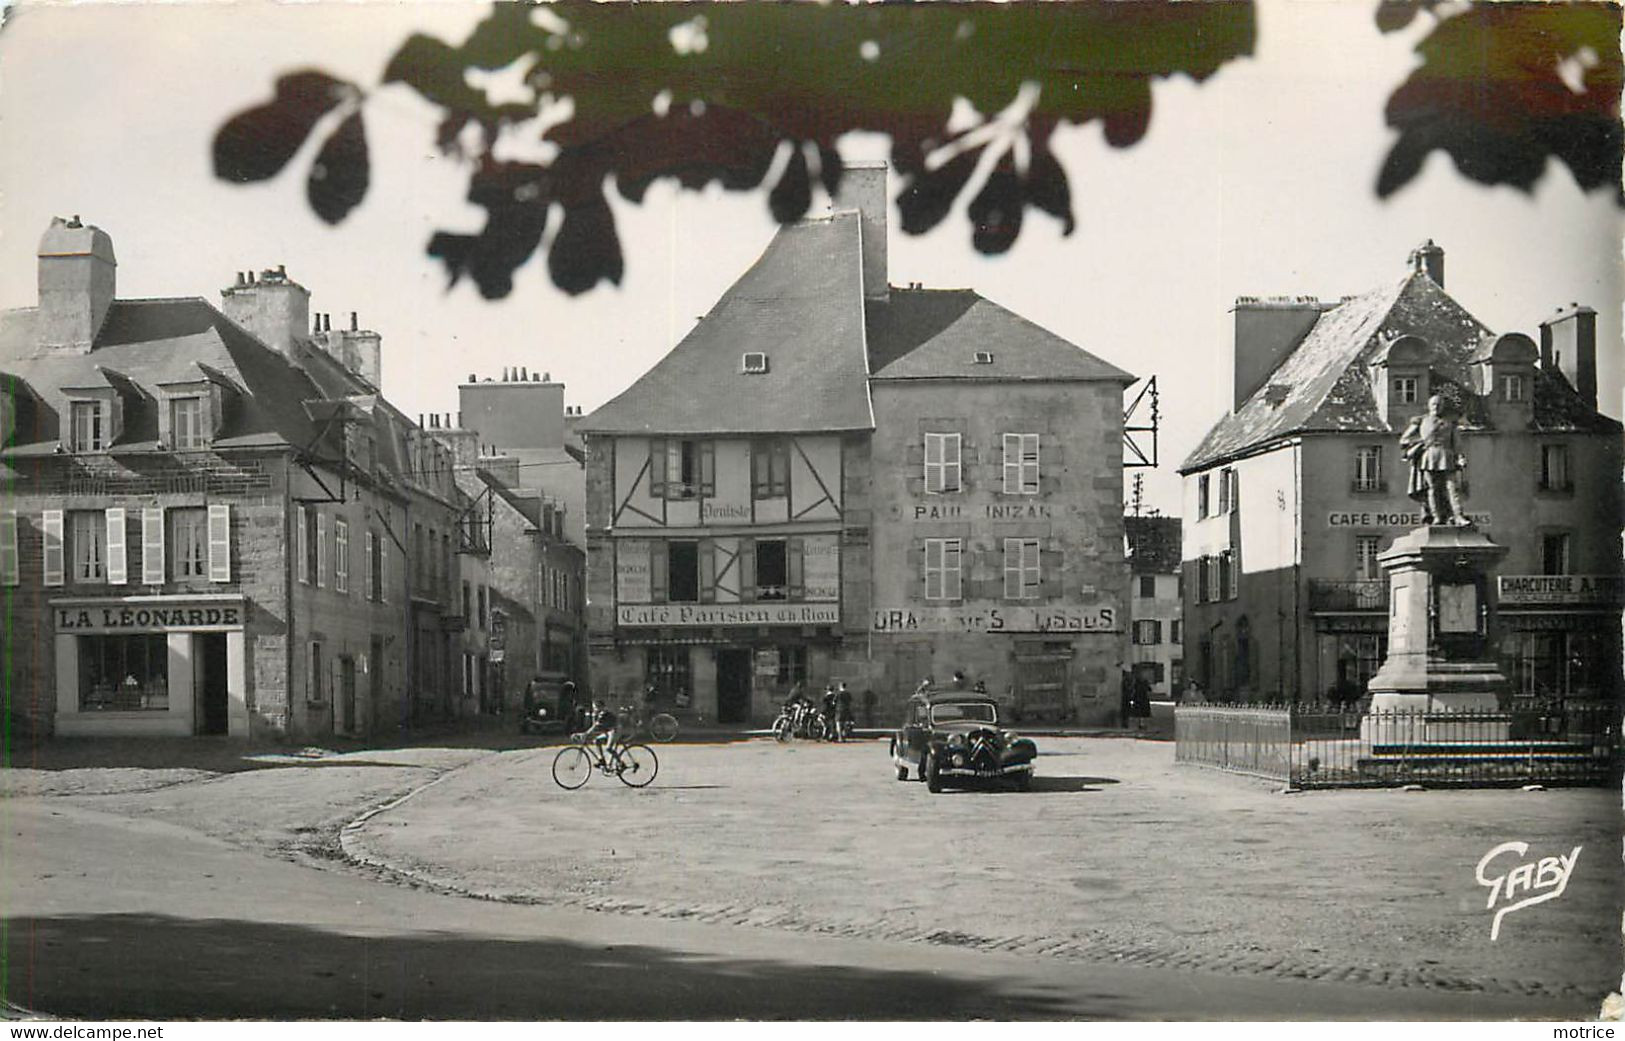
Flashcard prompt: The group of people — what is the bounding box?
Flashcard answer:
[781,681,856,740]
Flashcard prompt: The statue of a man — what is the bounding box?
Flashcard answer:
[1400,393,1469,525]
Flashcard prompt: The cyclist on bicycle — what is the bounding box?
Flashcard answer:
[580,700,619,766]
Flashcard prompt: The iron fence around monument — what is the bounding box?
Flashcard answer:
[1175,703,1620,788]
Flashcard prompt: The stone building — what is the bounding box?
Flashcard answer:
[1124,516,1184,698]
[578,163,1134,725]
[0,217,468,740]
[1179,242,1623,705]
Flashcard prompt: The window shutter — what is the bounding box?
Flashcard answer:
[648,440,666,498]
[142,508,165,584]
[699,441,715,498]
[787,536,804,599]
[944,539,962,600]
[42,510,64,587]
[335,520,349,594]
[208,504,232,582]
[316,513,328,589]
[0,512,16,586]
[105,509,128,585]
[698,539,716,603]
[650,540,669,603]
[296,506,308,583]
[738,539,756,602]
[945,435,962,492]
[378,535,388,602]
[1153,620,1164,644]
[923,434,941,493]
[364,531,374,601]
[1003,538,1020,599]
[1003,434,1019,494]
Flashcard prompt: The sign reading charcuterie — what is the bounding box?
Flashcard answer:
[1498,574,1624,606]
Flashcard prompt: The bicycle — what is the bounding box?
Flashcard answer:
[552,733,659,789]
[618,703,680,743]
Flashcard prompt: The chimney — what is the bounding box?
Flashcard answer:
[1540,302,1597,409]
[1408,239,1444,287]
[830,159,888,300]
[1229,296,1324,412]
[36,217,117,353]
[221,262,310,359]
[350,311,358,332]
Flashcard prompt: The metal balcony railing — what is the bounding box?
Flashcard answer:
[1307,579,1389,612]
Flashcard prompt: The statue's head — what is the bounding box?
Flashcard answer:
[1426,393,1446,416]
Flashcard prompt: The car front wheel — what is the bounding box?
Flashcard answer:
[925,751,943,793]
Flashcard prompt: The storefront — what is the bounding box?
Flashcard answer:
[50,594,249,737]
[1498,574,1622,702]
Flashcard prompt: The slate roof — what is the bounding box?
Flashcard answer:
[578,212,874,436]
[1124,516,1182,574]
[580,216,1132,438]
[1180,271,1620,473]
[867,288,1134,383]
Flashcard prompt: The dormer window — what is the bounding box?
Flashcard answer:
[1393,377,1419,404]
[741,352,769,374]
[973,351,995,365]
[69,400,106,451]
[1500,374,1525,402]
[170,397,206,450]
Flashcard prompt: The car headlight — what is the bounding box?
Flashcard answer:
[952,753,965,767]
[537,708,548,717]
[948,734,965,748]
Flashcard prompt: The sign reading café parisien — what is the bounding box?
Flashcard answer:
[617,603,840,627]
[55,601,244,632]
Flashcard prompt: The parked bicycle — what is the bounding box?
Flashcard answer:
[617,703,680,743]
[552,733,659,789]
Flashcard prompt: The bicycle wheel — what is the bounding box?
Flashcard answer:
[614,743,659,788]
[552,745,593,789]
[649,713,679,743]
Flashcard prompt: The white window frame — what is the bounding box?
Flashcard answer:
[924,537,962,601]
[1500,374,1525,402]
[171,507,208,580]
[923,433,961,494]
[69,401,104,452]
[170,396,207,450]
[1394,376,1419,404]
[1003,537,1041,599]
[1218,468,1237,514]
[334,518,349,594]
[1002,433,1040,495]
[70,510,106,583]
[1197,474,1211,519]
[1355,534,1382,582]
[1540,443,1570,491]
[1355,447,1383,491]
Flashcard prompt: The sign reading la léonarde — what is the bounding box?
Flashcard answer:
[54,600,244,632]
[617,603,840,627]
[1498,574,1624,606]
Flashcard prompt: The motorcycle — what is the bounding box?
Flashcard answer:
[771,704,795,742]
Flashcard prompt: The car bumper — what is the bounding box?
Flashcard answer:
[940,761,1034,778]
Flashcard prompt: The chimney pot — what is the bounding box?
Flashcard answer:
[277,264,286,277]
[350,311,358,331]
[542,372,550,382]
[418,414,424,427]
[520,367,528,381]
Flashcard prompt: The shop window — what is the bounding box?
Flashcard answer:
[1354,446,1384,492]
[756,539,788,600]
[1003,538,1040,599]
[78,633,168,712]
[69,401,105,452]
[1002,433,1040,494]
[1133,620,1163,645]
[752,439,790,499]
[646,648,691,702]
[924,537,962,601]
[1540,532,1570,576]
[1539,444,1571,492]
[667,540,699,603]
[1138,574,1156,599]
[650,439,713,500]
[1135,661,1166,684]
[776,646,808,687]
[169,508,208,579]
[923,433,961,494]
[170,396,207,450]
[70,510,106,583]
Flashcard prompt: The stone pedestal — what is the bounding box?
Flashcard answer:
[1361,525,1509,745]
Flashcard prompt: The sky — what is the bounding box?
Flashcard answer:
[1,0,1619,516]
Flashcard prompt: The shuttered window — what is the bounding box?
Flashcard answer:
[316,514,328,589]
[42,510,64,587]
[1003,538,1041,599]
[207,504,231,582]
[170,508,207,579]
[105,508,128,585]
[335,519,349,594]
[142,508,165,584]
[1002,434,1040,494]
[0,511,17,586]
[70,511,105,583]
[924,538,962,601]
[924,433,961,494]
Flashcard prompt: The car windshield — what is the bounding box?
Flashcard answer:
[930,702,997,725]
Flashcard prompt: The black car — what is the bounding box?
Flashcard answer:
[888,689,1037,792]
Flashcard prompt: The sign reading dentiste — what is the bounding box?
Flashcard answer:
[617,603,840,627]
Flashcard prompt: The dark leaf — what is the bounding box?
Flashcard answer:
[306,112,370,224]
[383,33,534,126]
[213,70,352,183]
[1379,4,1622,202]
[428,160,552,299]
[1025,140,1076,235]
[1374,0,1425,34]
[1100,78,1153,149]
[769,145,812,224]
[968,154,1023,254]
[549,194,623,296]
[897,147,981,236]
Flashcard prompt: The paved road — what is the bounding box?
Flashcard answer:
[2,799,1570,1020]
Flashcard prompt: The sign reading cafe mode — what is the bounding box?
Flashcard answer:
[617,603,840,627]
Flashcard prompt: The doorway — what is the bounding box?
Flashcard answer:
[194,634,229,735]
[339,656,357,735]
[716,649,752,723]
[369,636,385,737]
